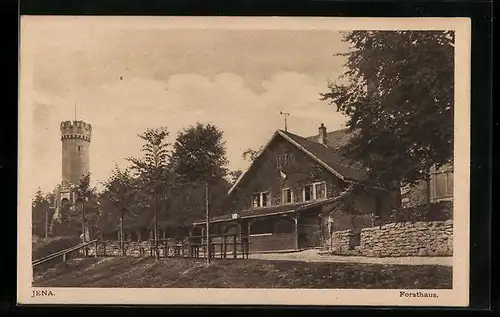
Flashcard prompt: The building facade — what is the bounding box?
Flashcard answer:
[192,124,397,252]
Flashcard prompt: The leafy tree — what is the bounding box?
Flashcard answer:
[169,123,230,223]
[321,31,454,189]
[75,173,93,241]
[229,170,243,185]
[127,127,171,258]
[32,188,54,238]
[102,166,138,255]
[242,146,262,162]
[170,123,229,182]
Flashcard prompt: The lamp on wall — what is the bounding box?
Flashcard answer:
[231,213,240,220]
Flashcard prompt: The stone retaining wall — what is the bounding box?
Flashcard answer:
[329,220,453,257]
[330,229,353,254]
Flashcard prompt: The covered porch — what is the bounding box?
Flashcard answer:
[192,198,342,253]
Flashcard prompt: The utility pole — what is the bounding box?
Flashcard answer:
[45,208,49,239]
[81,200,86,242]
[205,181,211,264]
[280,111,290,132]
[154,191,159,259]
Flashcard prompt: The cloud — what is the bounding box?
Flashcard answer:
[26,22,350,194]
[31,71,347,194]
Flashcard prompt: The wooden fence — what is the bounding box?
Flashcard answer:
[78,234,250,259]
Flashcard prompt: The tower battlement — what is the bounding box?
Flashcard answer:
[60,120,92,141]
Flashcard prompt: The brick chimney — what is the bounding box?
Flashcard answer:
[318,123,327,146]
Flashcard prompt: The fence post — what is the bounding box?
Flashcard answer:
[245,238,249,259]
[233,235,237,259]
[222,236,226,259]
[103,240,107,257]
[95,240,98,257]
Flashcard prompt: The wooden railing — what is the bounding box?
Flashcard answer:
[146,234,250,259]
[32,234,251,268]
[32,239,98,268]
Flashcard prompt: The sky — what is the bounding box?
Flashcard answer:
[24,17,351,194]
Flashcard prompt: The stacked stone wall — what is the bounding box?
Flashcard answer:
[330,229,353,254]
[328,220,453,257]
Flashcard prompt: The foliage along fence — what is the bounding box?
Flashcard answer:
[382,201,453,225]
[32,236,82,261]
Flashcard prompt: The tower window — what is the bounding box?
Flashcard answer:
[78,146,81,152]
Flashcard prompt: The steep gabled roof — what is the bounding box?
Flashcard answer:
[227,129,367,195]
[281,130,367,182]
[305,128,357,150]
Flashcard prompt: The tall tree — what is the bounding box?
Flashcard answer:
[170,123,229,182]
[102,166,138,255]
[169,123,230,223]
[321,31,454,189]
[32,188,54,238]
[75,173,92,241]
[229,170,243,185]
[242,146,262,162]
[127,127,171,258]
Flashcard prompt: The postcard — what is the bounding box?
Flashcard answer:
[18,16,470,306]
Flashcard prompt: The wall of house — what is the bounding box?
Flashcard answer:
[247,217,297,251]
[328,220,453,257]
[299,209,322,248]
[249,233,296,252]
[230,136,348,211]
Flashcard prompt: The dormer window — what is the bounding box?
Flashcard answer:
[303,181,327,201]
[276,153,295,169]
[252,191,270,208]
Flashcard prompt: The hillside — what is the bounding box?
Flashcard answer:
[32,236,81,260]
[33,257,452,289]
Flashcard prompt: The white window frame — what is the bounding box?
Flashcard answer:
[303,181,327,202]
[313,181,327,200]
[282,188,294,204]
[251,191,271,208]
[276,153,295,169]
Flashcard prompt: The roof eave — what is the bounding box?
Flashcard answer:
[227,130,281,195]
[277,130,346,181]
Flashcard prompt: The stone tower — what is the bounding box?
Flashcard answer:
[60,120,92,185]
[50,120,92,235]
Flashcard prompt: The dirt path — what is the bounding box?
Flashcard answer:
[249,249,453,266]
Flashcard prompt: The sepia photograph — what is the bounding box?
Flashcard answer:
[18,16,470,306]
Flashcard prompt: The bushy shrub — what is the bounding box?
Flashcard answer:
[387,201,453,224]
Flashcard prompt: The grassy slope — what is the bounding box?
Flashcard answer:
[33,257,452,289]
